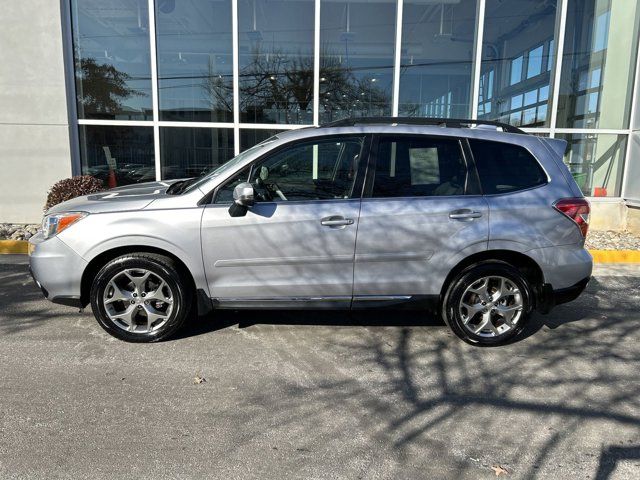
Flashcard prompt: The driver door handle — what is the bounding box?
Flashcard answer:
[321,215,354,228]
[449,209,483,220]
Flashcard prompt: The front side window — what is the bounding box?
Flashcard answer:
[215,137,365,203]
[469,139,547,194]
[371,137,467,198]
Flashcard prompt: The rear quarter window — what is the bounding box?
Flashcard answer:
[469,139,547,194]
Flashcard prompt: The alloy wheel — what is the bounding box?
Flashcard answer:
[102,268,174,333]
[458,275,523,338]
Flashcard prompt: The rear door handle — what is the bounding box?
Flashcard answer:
[449,209,483,220]
[321,215,354,228]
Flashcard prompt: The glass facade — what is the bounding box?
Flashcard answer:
[240,128,284,151]
[399,0,477,118]
[557,133,628,197]
[155,0,233,122]
[239,0,315,124]
[319,0,396,122]
[70,0,640,197]
[556,0,640,129]
[477,0,557,127]
[78,125,155,185]
[160,127,234,180]
[71,0,153,120]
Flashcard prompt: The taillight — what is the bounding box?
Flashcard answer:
[554,198,590,237]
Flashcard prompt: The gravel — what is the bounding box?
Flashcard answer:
[0,223,40,241]
[2,222,639,250]
[585,230,640,250]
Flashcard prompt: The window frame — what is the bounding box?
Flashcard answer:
[362,134,482,200]
[209,133,373,204]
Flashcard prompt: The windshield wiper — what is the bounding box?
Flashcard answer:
[166,181,184,195]
[166,178,196,195]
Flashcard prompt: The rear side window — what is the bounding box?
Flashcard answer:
[372,136,467,198]
[469,139,547,194]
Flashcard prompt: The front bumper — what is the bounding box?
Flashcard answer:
[29,233,87,308]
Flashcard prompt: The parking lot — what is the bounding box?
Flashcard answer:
[1,255,639,479]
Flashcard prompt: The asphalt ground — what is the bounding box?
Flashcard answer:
[1,255,639,479]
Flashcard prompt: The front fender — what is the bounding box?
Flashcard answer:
[57,208,208,293]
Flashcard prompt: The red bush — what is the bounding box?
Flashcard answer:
[44,176,105,211]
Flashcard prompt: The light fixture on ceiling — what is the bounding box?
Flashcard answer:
[339,3,355,43]
[248,0,263,42]
[433,1,454,42]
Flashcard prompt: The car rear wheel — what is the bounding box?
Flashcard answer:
[90,253,192,342]
[443,262,532,346]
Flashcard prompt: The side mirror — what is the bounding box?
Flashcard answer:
[229,182,255,217]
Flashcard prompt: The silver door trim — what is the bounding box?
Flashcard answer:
[355,252,433,263]
[214,296,352,302]
[353,295,412,301]
[214,254,354,268]
[212,296,353,309]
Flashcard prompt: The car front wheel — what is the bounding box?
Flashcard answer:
[90,253,192,342]
[443,262,532,346]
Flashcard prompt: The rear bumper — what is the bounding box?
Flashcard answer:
[537,276,590,314]
[553,277,590,306]
[527,244,593,290]
[29,233,87,308]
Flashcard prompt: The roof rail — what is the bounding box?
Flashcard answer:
[320,117,526,135]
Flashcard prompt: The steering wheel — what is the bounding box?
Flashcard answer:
[270,182,287,201]
[253,166,288,201]
[254,176,273,201]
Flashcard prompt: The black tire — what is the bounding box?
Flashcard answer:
[90,253,192,342]
[442,262,532,346]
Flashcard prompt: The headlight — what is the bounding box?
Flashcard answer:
[41,212,88,240]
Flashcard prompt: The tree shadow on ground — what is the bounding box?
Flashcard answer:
[178,273,640,478]
[178,277,605,344]
[0,263,70,335]
[176,307,446,341]
[2,261,640,478]
[595,444,640,480]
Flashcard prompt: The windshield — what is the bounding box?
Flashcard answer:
[183,136,279,194]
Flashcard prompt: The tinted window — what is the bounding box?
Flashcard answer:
[215,167,251,204]
[372,137,467,198]
[215,137,365,203]
[469,140,546,194]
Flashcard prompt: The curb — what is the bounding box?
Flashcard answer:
[1,239,639,264]
[588,249,640,264]
[0,240,29,254]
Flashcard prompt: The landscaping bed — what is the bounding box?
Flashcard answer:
[585,230,640,250]
[0,224,40,241]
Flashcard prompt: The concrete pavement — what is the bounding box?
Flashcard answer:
[1,256,639,479]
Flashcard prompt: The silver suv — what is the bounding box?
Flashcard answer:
[29,118,592,346]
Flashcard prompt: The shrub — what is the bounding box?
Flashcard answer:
[44,175,105,211]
